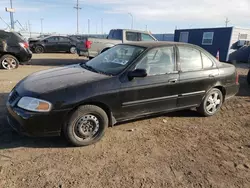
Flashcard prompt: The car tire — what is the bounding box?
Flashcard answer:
[35,45,44,53]
[69,46,77,54]
[0,54,19,70]
[64,105,109,146]
[247,69,250,85]
[197,88,223,117]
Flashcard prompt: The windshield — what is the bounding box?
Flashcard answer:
[83,45,145,75]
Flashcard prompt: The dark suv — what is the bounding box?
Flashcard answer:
[0,30,32,70]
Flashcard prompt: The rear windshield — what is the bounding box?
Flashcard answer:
[107,30,122,40]
[12,32,26,42]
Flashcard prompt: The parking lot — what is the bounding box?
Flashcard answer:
[0,54,250,188]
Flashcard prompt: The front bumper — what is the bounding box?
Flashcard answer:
[6,102,69,137]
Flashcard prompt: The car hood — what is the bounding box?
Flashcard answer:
[16,64,110,94]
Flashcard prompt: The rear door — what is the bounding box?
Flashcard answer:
[177,45,219,107]
[58,37,71,52]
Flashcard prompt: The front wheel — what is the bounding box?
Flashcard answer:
[197,88,223,117]
[0,55,19,70]
[35,45,44,53]
[64,105,109,146]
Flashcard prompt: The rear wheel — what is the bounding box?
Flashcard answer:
[0,55,19,70]
[64,105,109,146]
[35,45,44,53]
[197,88,223,116]
[70,46,76,54]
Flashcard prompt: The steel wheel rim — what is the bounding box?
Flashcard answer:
[205,91,221,114]
[74,114,100,140]
[2,58,17,70]
[70,47,76,54]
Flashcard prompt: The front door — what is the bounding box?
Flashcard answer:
[177,45,219,107]
[44,36,59,52]
[118,46,180,120]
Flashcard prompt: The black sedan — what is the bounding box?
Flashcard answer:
[30,36,78,54]
[6,42,239,146]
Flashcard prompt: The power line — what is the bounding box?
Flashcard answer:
[74,0,81,34]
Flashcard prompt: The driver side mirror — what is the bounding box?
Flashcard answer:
[128,69,147,80]
[43,39,48,43]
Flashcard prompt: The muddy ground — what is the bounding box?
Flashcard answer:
[0,54,250,188]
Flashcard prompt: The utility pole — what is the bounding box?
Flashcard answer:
[96,22,98,34]
[10,0,14,30]
[28,20,31,37]
[225,17,230,27]
[40,18,44,34]
[88,19,90,35]
[145,25,148,31]
[128,13,133,29]
[74,0,81,34]
[101,18,103,35]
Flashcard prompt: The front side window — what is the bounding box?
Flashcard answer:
[178,46,202,72]
[46,37,59,42]
[141,33,155,41]
[83,45,145,75]
[202,32,214,45]
[136,47,175,76]
[201,52,214,69]
[126,32,139,41]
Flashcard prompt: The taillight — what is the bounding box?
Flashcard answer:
[19,42,29,49]
[85,40,92,49]
[236,72,239,84]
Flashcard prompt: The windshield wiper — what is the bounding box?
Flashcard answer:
[81,63,112,76]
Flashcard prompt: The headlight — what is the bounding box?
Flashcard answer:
[17,97,52,112]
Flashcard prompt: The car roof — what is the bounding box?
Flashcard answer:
[122,41,196,48]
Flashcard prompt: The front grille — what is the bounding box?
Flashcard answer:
[9,90,19,104]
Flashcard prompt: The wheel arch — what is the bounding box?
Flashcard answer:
[213,85,226,102]
[0,52,20,62]
[63,101,116,132]
[203,85,226,103]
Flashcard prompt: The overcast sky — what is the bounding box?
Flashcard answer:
[0,0,249,34]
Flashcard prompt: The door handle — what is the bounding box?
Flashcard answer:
[168,78,178,83]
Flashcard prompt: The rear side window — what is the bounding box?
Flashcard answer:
[0,32,10,40]
[178,46,202,71]
[141,33,155,41]
[126,32,139,41]
[112,30,122,40]
[201,52,214,69]
[59,37,70,42]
